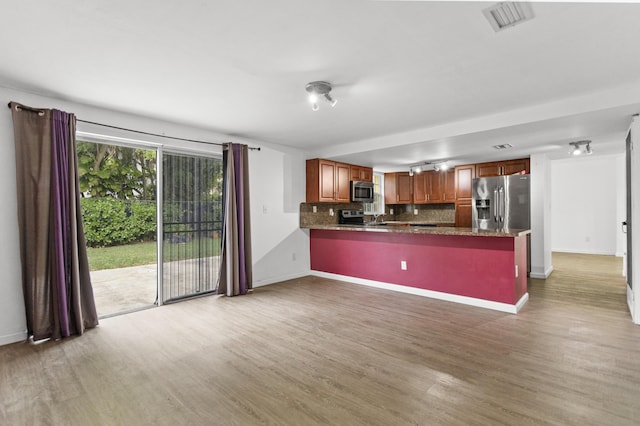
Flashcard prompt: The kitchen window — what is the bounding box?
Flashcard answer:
[364,172,384,215]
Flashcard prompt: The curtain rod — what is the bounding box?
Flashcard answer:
[7,102,261,151]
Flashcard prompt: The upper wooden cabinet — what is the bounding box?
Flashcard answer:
[306,159,351,203]
[413,170,455,204]
[444,169,456,201]
[350,165,373,182]
[454,164,475,201]
[385,172,413,204]
[475,158,530,178]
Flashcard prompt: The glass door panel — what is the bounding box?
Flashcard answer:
[162,152,223,302]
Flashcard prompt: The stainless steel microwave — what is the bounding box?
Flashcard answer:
[350,181,374,203]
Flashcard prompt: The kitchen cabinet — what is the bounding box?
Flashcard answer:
[306,159,351,202]
[454,164,475,201]
[476,158,530,178]
[350,165,373,182]
[455,203,473,228]
[443,169,456,201]
[427,171,444,202]
[413,172,427,203]
[413,169,456,204]
[454,164,475,227]
[384,172,413,204]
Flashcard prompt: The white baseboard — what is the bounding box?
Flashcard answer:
[552,248,616,256]
[0,330,27,347]
[530,265,554,279]
[311,271,528,314]
[627,284,637,324]
[253,271,310,288]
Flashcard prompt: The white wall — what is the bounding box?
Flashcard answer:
[550,154,624,255]
[629,116,640,323]
[530,154,553,278]
[0,86,309,345]
[249,147,310,287]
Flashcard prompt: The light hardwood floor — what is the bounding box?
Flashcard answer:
[1,253,639,425]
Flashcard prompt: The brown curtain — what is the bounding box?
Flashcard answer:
[10,102,98,341]
[218,143,253,296]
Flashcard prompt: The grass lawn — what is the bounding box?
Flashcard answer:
[87,237,221,271]
[87,241,157,271]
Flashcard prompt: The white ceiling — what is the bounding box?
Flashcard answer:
[2,1,640,171]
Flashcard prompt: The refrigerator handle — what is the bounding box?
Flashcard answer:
[498,186,504,224]
[493,189,498,221]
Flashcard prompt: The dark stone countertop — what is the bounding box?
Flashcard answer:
[302,224,531,238]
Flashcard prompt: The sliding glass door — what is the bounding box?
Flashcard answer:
[162,152,224,302]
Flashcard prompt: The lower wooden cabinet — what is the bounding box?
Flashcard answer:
[455,201,473,228]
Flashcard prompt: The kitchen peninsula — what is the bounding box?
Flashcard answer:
[303,224,530,314]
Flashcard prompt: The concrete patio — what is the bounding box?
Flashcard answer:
[91,263,157,317]
[91,257,221,317]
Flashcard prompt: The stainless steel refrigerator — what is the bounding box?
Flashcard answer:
[472,174,530,231]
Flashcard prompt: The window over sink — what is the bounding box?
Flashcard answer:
[364,172,384,215]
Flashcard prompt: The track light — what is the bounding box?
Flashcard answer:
[408,160,449,175]
[568,140,593,156]
[305,81,337,111]
[433,161,449,172]
[324,93,337,107]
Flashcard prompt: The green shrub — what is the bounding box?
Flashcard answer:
[81,198,156,247]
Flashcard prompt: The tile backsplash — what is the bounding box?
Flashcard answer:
[392,203,455,222]
[300,202,455,227]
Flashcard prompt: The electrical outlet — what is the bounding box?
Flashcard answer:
[413,209,418,215]
[292,253,297,261]
[312,205,317,213]
[263,205,268,214]
[390,208,394,215]
[401,260,407,270]
[329,208,334,216]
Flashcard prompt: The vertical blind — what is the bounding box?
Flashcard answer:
[162,152,223,302]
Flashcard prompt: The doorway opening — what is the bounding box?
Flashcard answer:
[77,140,158,317]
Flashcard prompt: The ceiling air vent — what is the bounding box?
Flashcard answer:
[483,2,534,32]
[493,144,513,150]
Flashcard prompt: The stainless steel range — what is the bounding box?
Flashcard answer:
[338,210,365,225]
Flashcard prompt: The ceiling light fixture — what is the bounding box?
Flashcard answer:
[568,140,593,156]
[409,160,449,175]
[305,81,337,111]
